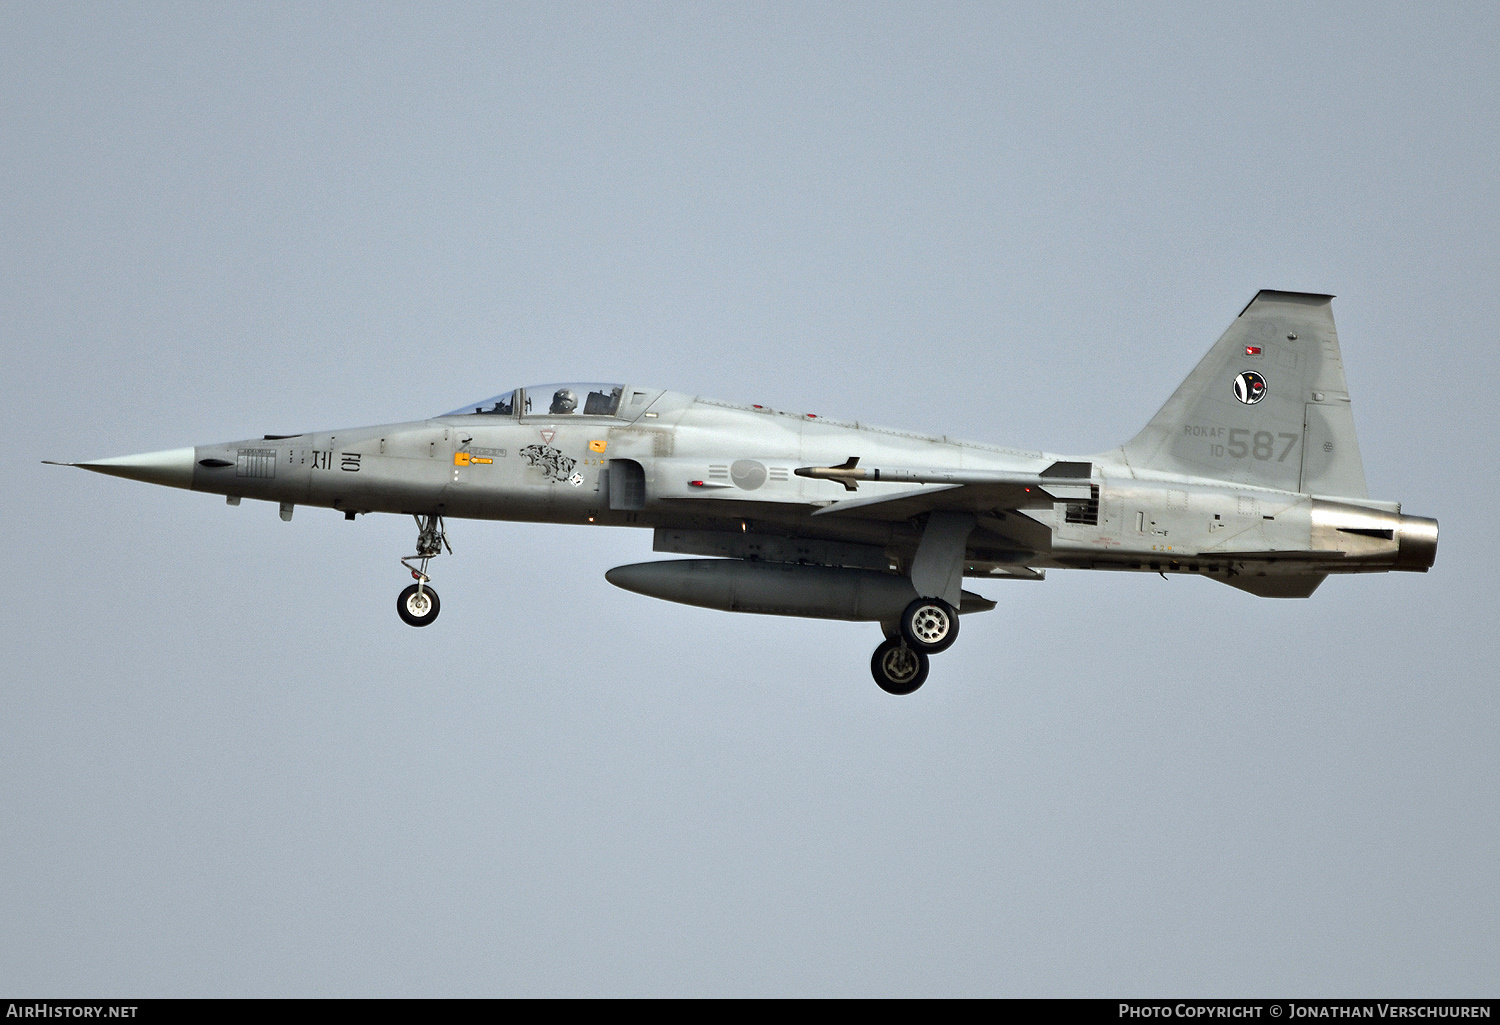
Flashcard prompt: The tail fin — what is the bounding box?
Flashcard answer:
[1117,290,1369,498]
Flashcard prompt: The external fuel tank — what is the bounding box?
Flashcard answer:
[605,558,996,623]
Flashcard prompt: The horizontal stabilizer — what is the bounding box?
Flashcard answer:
[1218,573,1327,598]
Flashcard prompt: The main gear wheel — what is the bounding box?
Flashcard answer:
[871,638,929,695]
[899,597,959,653]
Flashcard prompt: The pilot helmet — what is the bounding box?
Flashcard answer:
[550,389,578,414]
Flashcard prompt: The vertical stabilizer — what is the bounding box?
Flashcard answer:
[1118,291,1368,498]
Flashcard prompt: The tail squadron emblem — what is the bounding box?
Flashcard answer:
[1233,371,1267,404]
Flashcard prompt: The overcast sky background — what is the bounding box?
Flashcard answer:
[3,2,1497,997]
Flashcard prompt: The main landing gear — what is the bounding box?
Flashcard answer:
[871,637,929,695]
[397,513,449,627]
[871,510,976,694]
[869,597,960,695]
[899,597,959,653]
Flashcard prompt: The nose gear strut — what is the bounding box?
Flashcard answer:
[397,513,450,626]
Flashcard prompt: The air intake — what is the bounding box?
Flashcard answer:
[609,459,646,511]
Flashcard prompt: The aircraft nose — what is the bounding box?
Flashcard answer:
[66,447,197,490]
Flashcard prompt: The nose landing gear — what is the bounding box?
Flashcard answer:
[397,513,450,627]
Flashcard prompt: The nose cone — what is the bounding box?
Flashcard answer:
[66,447,197,490]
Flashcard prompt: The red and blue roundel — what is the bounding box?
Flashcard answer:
[1233,371,1267,404]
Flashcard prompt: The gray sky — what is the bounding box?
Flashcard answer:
[3,2,1496,996]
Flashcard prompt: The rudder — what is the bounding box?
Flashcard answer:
[1117,290,1368,498]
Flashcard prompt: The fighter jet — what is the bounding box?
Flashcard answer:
[51,291,1437,694]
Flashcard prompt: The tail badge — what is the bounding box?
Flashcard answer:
[1233,371,1267,404]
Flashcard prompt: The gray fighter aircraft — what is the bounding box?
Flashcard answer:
[52,291,1437,693]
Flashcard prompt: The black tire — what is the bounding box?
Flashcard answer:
[871,638,929,695]
[397,583,441,627]
[899,597,959,653]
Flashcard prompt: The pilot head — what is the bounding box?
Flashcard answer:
[550,389,578,414]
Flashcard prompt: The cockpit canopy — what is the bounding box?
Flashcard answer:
[445,384,625,418]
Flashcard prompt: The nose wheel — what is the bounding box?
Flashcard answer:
[398,583,440,626]
[397,513,450,627]
[871,637,929,695]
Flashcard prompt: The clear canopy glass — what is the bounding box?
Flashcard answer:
[448,389,517,416]
[444,384,625,418]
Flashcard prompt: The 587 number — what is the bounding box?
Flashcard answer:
[1213,430,1299,462]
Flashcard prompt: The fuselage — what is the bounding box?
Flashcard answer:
[182,385,1436,593]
